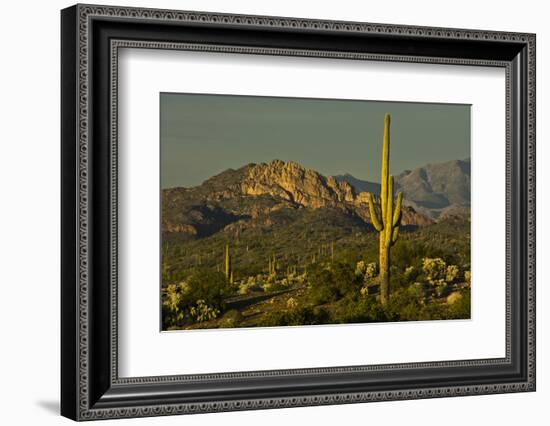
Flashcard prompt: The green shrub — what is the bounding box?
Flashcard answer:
[355,260,367,277]
[162,269,231,327]
[447,288,471,319]
[330,296,387,324]
[161,282,191,328]
[383,284,426,321]
[258,305,329,327]
[422,257,447,282]
[403,266,418,281]
[307,262,361,305]
[186,269,231,311]
[286,297,299,310]
[219,309,243,328]
[445,265,460,283]
[239,276,261,295]
[189,300,220,323]
[390,240,417,268]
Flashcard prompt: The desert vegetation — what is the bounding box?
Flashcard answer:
[161,216,470,330]
[161,114,471,330]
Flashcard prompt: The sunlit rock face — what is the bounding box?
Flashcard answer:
[162,159,432,236]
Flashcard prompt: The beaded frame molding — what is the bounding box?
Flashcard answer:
[61,4,536,421]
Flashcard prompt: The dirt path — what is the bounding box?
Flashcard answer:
[225,288,298,311]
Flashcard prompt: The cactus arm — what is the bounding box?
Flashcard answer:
[391,226,399,245]
[366,193,384,231]
[393,191,403,227]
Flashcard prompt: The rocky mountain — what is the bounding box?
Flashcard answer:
[332,173,381,195]
[334,158,470,220]
[162,159,432,239]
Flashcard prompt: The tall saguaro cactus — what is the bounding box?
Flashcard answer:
[224,243,232,283]
[366,114,403,305]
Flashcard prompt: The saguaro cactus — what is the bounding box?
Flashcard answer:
[366,114,403,305]
[268,254,277,275]
[224,243,232,282]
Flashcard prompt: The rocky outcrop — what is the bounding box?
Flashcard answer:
[241,160,356,208]
[163,223,197,235]
[238,160,431,226]
[162,159,433,238]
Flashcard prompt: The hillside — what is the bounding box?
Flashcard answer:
[161,159,470,330]
[162,159,432,240]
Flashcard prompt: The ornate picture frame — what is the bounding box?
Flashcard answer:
[61,4,535,421]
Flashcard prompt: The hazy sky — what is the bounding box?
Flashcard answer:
[160,93,470,189]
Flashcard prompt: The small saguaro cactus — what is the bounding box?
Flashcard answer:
[268,254,277,276]
[366,114,403,305]
[224,243,232,282]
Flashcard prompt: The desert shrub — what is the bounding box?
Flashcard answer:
[163,283,188,312]
[447,288,471,318]
[420,257,451,297]
[355,261,378,282]
[219,309,243,328]
[445,265,460,283]
[418,293,465,319]
[162,282,191,328]
[332,262,362,294]
[422,257,447,282]
[261,278,273,292]
[258,305,329,327]
[162,270,231,327]
[446,291,463,305]
[308,262,361,305]
[417,302,450,321]
[280,278,291,287]
[365,262,378,279]
[403,266,418,282]
[238,283,249,295]
[415,287,470,321]
[355,260,367,277]
[384,284,426,321]
[330,295,387,324]
[186,270,231,311]
[239,276,261,295]
[295,273,307,284]
[309,281,339,304]
[286,297,299,310]
[390,240,417,268]
[189,299,220,323]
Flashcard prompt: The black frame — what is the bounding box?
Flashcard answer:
[61,4,536,421]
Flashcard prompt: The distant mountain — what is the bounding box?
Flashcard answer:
[333,173,380,194]
[334,158,470,220]
[162,160,432,239]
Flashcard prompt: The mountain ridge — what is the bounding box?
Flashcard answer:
[162,159,433,239]
[334,158,470,220]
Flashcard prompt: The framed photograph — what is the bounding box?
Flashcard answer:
[61,4,536,421]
